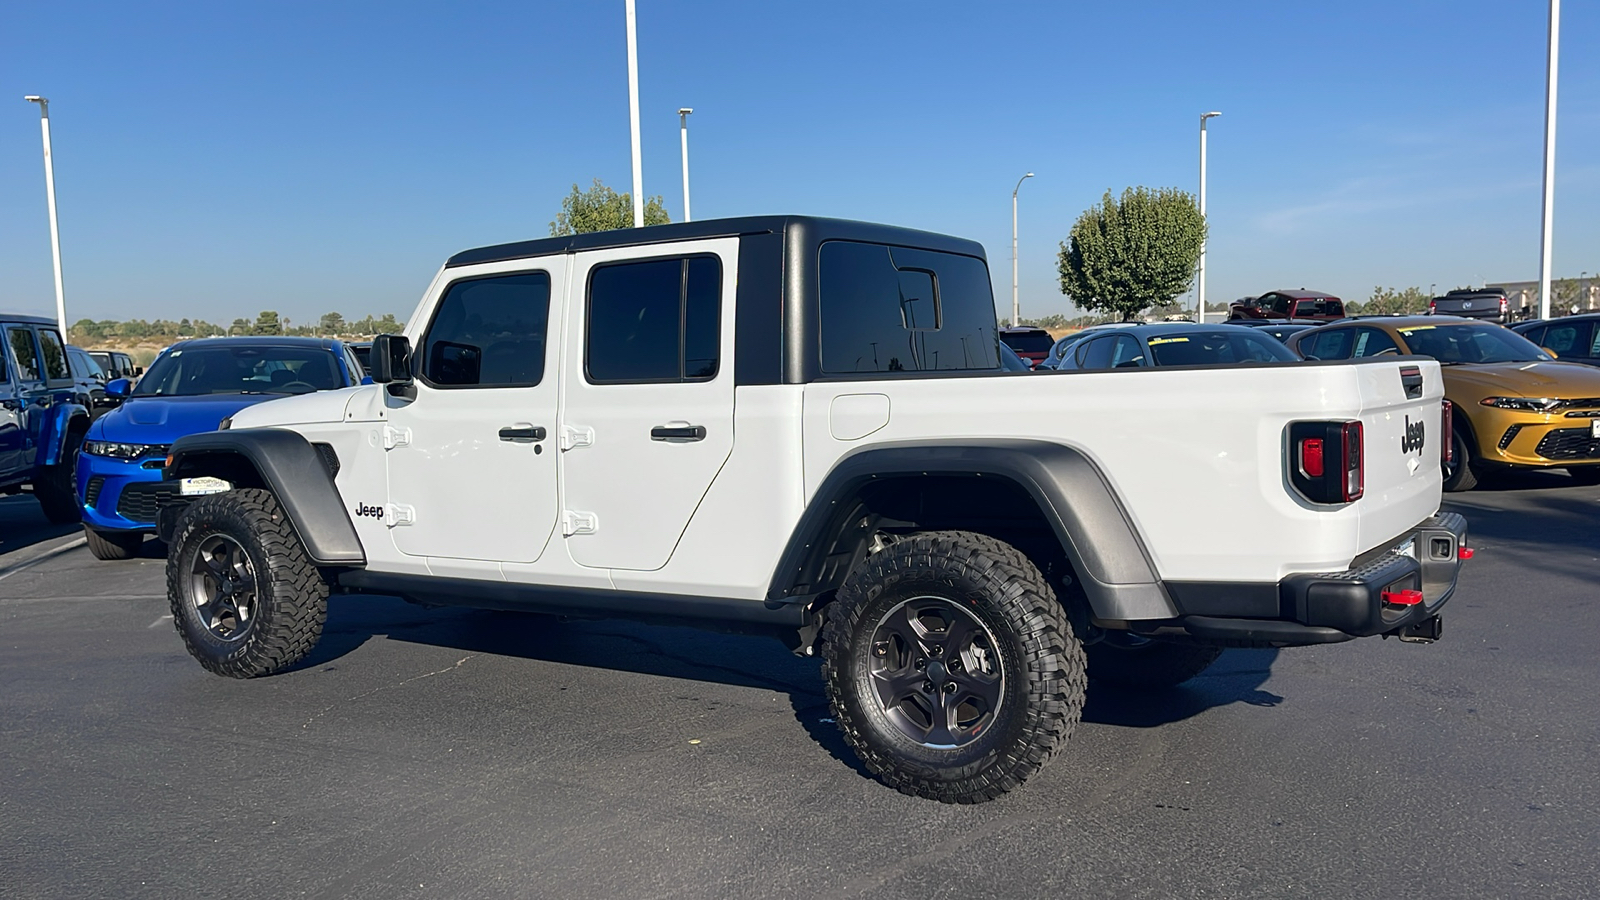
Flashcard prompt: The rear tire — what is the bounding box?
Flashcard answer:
[35,432,83,524]
[1086,634,1223,687]
[84,525,144,560]
[167,488,327,678]
[1442,428,1479,492]
[821,530,1086,803]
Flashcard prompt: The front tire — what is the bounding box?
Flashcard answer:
[84,525,144,560]
[167,488,328,678]
[35,432,83,524]
[821,530,1086,803]
[1085,634,1222,687]
[1442,428,1479,492]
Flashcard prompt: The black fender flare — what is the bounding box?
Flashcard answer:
[766,439,1177,621]
[164,428,365,566]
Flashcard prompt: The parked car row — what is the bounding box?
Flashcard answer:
[1000,310,1600,491]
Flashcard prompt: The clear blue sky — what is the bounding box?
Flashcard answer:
[3,0,1596,326]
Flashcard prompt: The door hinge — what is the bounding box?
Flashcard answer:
[382,425,412,450]
[561,510,598,536]
[385,503,416,527]
[560,424,595,451]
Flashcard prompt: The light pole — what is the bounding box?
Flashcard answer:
[624,0,644,227]
[25,96,67,334]
[1011,172,1034,328]
[678,108,693,222]
[1538,0,1560,319]
[1197,111,1221,324]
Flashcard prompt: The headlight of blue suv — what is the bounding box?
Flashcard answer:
[82,441,169,460]
[1478,397,1560,412]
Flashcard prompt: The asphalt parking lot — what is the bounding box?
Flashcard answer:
[2,477,1598,900]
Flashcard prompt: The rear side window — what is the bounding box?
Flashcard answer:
[586,255,721,383]
[6,327,41,381]
[37,329,69,381]
[1351,328,1399,357]
[1301,329,1354,360]
[819,241,1000,374]
[1294,299,1342,317]
[1542,322,1596,357]
[421,272,552,387]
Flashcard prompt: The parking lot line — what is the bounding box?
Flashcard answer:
[0,536,87,582]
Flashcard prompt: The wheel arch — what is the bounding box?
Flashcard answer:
[766,440,1177,622]
[164,428,365,567]
[38,403,91,466]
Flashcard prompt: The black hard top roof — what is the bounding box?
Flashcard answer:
[446,215,987,268]
[0,312,61,326]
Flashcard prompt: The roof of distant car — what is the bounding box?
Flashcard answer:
[0,312,60,326]
[998,326,1051,335]
[1263,290,1340,300]
[165,335,345,351]
[1513,312,1600,328]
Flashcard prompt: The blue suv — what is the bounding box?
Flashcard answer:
[76,336,364,559]
[1,313,92,524]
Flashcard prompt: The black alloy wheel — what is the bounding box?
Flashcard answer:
[186,534,259,641]
[866,596,1005,749]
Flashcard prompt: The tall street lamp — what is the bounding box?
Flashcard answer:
[1012,172,1034,328]
[678,108,693,222]
[25,95,67,333]
[1197,111,1221,324]
[1538,0,1561,319]
[624,0,644,227]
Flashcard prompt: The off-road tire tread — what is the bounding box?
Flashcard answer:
[84,525,143,560]
[821,530,1086,804]
[167,488,327,678]
[1085,640,1223,687]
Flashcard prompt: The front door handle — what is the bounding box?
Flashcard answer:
[498,425,547,443]
[651,424,706,442]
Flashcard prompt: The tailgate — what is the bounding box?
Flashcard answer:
[1351,359,1448,551]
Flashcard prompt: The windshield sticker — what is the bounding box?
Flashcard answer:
[1148,337,1190,345]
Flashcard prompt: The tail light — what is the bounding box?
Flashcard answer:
[1441,400,1454,465]
[1428,298,1437,313]
[1288,421,1364,504]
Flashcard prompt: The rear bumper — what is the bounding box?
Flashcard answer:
[1135,512,1468,647]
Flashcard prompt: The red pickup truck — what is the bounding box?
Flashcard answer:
[1230,290,1345,321]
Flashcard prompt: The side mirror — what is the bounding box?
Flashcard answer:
[105,378,132,400]
[1543,348,1559,359]
[133,366,144,376]
[369,334,415,397]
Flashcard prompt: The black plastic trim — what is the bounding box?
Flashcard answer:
[165,428,366,566]
[765,439,1176,621]
[337,571,807,629]
[733,231,783,386]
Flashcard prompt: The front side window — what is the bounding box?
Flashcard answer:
[819,241,1000,374]
[1075,335,1116,369]
[1301,329,1354,360]
[1541,322,1596,357]
[586,255,721,383]
[37,329,69,381]
[422,272,552,387]
[6,328,41,381]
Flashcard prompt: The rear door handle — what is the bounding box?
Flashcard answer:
[651,424,706,442]
[498,425,547,443]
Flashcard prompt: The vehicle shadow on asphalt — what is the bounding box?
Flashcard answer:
[1082,648,1283,728]
[303,595,1284,778]
[0,496,80,558]
[1442,470,1600,566]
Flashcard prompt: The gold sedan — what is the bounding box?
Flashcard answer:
[1285,316,1600,490]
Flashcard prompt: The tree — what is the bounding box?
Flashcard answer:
[230,318,251,335]
[252,310,282,335]
[319,312,346,335]
[1057,187,1207,322]
[1360,286,1430,316]
[549,178,670,236]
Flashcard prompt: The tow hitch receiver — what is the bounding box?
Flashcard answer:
[1393,614,1443,644]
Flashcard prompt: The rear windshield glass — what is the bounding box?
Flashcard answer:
[1147,331,1300,366]
[1396,323,1550,364]
[1001,332,1054,353]
[134,345,344,396]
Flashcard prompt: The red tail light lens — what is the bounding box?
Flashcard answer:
[1441,400,1454,465]
[1299,438,1325,477]
[1428,299,1437,312]
[1341,421,1364,501]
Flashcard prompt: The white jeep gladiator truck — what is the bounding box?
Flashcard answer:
[157,216,1468,803]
